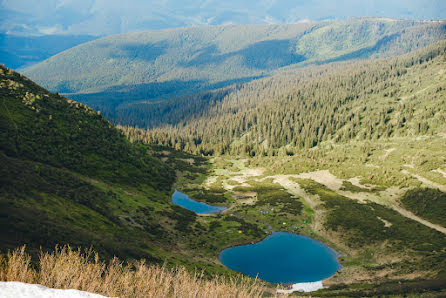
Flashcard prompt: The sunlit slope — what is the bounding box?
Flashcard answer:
[122,41,446,155]
[0,65,178,260]
[24,19,445,114]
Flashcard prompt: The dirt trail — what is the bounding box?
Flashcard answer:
[400,86,430,103]
[433,168,446,178]
[209,163,446,236]
[296,170,343,191]
[401,170,446,192]
[391,204,446,235]
[270,175,319,209]
[381,148,396,161]
[348,177,375,190]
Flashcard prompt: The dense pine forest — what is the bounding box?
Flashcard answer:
[24,18,446,122]
[119,41,446,156]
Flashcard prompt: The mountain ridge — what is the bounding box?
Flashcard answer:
[120,41,446,155]
[23,18,446,124]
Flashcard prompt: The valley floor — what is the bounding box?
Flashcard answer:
[169,134,446,296]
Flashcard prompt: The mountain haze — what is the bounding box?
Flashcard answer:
[2,0,445,36]
[0,34,97,70]
[24,18,446,125]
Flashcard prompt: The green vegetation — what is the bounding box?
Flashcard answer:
[24,19,446,128]
[340,181,371,193]
[191,190,227,204]
[122,41,446,156]
[0,64,173,260]
[3,28,446,296]
[315,279,446,297]
[0,65,265,277]
[299,179,446,274]
[233,180,303,216]
[0,66,174,190]
[402,188,446,227]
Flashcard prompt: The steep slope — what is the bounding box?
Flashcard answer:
[0,66,275,278]
[122,41,446,155]
[0,66,171,189]
[0,65,177,261]
[24,19,446,124]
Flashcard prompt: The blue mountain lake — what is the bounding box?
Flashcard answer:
[172,190,227,214]
[219,232,341,284]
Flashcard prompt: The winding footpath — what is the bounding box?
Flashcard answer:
[390,204,446,235]
[221,164,446,236]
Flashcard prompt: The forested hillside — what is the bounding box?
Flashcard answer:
[0,66,279,277]
[24,18,446,122]
[120,41,446,155]
[0,64,179,259]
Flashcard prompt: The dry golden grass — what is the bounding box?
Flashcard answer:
[0,245,283,297]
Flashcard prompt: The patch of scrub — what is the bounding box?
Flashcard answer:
[232,192,257,198]
[179,158,195,165]
[237,197,257,206]
[204,176,218,188]
[119,216,144,229]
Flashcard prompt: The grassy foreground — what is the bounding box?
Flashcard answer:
[0,246,271,298]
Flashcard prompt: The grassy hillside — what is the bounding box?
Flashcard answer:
[0,64,175,259]
[23,18,446,124]
[0,66,283,279]
[0,246,267,297]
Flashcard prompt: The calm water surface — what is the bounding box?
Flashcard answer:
[219,232,341,284]
[172,190,227,214]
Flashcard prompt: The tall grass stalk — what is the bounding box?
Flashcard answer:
[0,245,280,297]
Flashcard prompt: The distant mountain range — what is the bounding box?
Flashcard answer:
[0,64,175,259]
[23,18,446,127]
[0,34,97,70]
[2,0,445,36]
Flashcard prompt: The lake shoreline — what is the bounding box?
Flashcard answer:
[219,232,342,287]
[172,189,227,214]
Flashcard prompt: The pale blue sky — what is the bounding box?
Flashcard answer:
[1,0,445,36]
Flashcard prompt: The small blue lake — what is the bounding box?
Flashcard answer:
[219,232,341,284]
[172,190,227,214]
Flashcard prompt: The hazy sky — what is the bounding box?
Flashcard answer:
[1,0,445,36]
